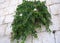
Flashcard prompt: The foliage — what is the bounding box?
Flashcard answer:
[11,0,51,43]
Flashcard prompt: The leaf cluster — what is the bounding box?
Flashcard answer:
[12,1,51,43]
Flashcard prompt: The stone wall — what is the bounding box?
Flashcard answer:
[0,0,60,43]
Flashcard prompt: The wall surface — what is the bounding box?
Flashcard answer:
[0,0,60,43]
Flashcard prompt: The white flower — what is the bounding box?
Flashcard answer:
[20,14,22,16]
[34,8,37,11]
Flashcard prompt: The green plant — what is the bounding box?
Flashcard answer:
[11,0,52,43]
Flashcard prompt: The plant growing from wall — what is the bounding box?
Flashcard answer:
[11,0,52,43]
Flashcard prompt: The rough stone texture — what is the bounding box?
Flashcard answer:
[0,36,10,43]
[46,0,60,6]
[42,32,55,43]
[55,31,60,43]
[0,9,6,16]
[0,0,60,43]
[33,32,55,43]
[50,4,60,14]
[4,15,14,23]
[9,0,18,6]
[50,14,60,31]
[0,24,7,36]
[51,0,60,4]
[0,16,5,24]
[46,0,52,6]
[3,5,17,15]
[0,0,9,9]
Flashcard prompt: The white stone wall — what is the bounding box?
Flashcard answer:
[0,0,60,43]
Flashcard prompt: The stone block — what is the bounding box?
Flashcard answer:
[4,5,17,14]
[46,0,60,6]
[33,32,55,43]
[0,24,7,36]
[41,32,55,43]
[0,36,10,43]
[9,0,18,6]
[4,15,14,23]
[46,0,52,6]
[50,14,60,31]
[0,16,5,24]
[50,4,60,14]
[0,9,6,16]
[55,31,60,43]
[51,0,60,4]
[0,0,9,9]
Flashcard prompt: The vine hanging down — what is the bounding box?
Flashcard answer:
[11,1,52,43]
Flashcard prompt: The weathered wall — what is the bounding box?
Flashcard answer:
[0,0,60,43]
